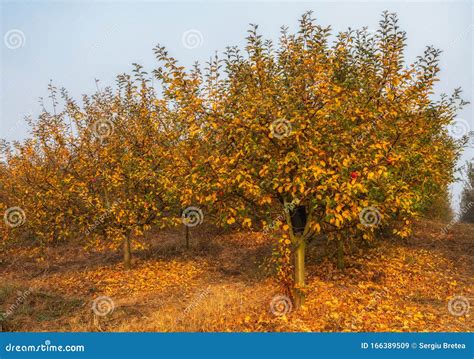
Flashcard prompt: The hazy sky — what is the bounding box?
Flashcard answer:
[1,0,473,210]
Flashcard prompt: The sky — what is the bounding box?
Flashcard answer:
[0,0,473,211]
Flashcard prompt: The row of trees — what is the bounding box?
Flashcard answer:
[0,12,467,304]
[460,162,474,222]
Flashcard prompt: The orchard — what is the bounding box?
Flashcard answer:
[0,12,467,309]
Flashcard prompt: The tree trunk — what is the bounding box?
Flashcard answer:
[337,239,345,269]
[185,226,190,249]
[294,238,306,307]
[285,202,310,309]
[123,235,132,269]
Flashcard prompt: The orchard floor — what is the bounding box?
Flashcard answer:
[1,219,472,332]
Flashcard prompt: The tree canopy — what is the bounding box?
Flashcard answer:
[0,11,467,303]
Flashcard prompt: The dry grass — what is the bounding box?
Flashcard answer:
[0,219,472,332]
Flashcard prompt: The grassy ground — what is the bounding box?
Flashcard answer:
[0,219,472,332]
